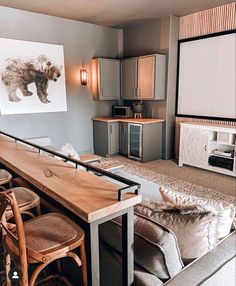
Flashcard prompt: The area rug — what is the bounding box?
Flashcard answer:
[106,157,235,205]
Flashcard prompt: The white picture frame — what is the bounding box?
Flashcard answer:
[0,38,67,115]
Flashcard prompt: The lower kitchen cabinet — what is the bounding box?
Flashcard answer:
[93,120,163,162]
[128,123,162,162]
[141,123,163,162]
[93,121,119,157]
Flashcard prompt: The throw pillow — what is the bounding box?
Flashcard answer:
[100,213,183,280]
[134,203,219,263]
[159,187,235,239]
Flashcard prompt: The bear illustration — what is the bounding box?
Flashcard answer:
[1,55,62,103]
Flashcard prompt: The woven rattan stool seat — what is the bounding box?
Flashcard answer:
[23,213,84,254]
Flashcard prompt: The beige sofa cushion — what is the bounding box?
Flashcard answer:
[100,213,183,280]
[135,204,219,262]
[159,187,235,239]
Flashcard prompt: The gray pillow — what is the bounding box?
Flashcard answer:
[100,213,183,279]
[134,204,219,263]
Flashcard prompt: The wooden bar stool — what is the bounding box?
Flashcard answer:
[0,190,87,286]
[0,187,40,283]
[0,169,12,189]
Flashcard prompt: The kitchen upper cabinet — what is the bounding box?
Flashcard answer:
[138,56,155,99]
[121,54,166,100]
[121,58,138,100]
[92,58,120,100]
[138,55,166,100]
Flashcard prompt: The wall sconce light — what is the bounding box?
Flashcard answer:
[80,69,89,85]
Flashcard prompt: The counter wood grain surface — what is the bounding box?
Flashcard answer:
[92,117,164,124]
[0,135,141,223]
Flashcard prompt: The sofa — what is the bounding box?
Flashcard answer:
[99,171,236,286]
[100,230,235,286]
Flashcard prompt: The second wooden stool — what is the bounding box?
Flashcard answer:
[0,169,12,189]
[5,187,41,220]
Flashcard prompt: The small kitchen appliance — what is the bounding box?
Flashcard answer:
[112,106,133,118]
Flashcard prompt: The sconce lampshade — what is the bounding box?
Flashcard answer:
[80,69,89,85]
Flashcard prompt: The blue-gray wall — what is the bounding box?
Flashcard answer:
[123,17,179,159]
[0,6,121,153]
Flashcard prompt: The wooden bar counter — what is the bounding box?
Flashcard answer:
[0,134,142,286]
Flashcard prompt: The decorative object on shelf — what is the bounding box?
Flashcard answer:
[217,132,235,145]
[80,68,89,85]
[132,100,144,118]
[0,38,67,115]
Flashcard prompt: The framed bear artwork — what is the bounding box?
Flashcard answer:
[0,38,67,115]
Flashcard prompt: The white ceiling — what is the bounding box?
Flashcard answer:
[0,0,233,27]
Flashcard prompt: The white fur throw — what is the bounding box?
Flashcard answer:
[58,143,80,160]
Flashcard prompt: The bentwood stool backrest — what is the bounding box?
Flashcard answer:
[0,171,41,220]
[0,190,29,285]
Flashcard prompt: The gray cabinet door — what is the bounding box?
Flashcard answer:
[179,126,208,168]
[99,59,120,100]
[93,121,109,157]
[137,56,155,99]
[109,122,119,155]
[119,122,128,155]
[121,58,138,100]
[93,121,119,156]
[142,123,163,162]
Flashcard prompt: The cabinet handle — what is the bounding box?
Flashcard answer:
[110,125,112,134]
[204,145,207,151]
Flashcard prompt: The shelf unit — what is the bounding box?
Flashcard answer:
[179,123,236,177]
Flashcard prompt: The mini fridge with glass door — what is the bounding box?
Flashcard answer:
[128,124,143,160]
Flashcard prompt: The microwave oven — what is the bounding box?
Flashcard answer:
[112,106,133,118]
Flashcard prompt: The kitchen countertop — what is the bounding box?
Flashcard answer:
[92,117,165,124]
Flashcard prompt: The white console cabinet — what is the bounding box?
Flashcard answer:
[179,123,236,177]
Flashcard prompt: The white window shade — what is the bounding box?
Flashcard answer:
[176,31,236,120]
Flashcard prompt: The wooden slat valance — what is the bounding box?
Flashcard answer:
[179,2,236,39]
